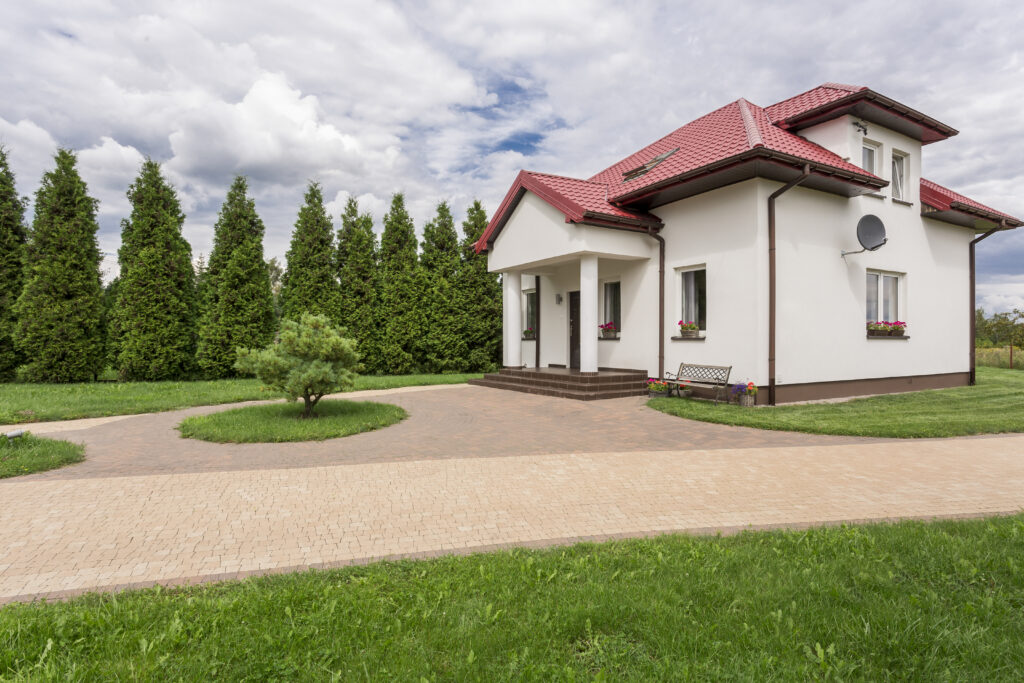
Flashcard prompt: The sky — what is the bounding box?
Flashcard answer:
[1,0,1022,311]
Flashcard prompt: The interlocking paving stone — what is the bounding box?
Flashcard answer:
[1,385,1022,603]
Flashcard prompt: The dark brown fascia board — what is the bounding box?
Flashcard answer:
[776,89,958,143]
[922,202,1023,230]
[579,210,662,230]
[610,147,887,206]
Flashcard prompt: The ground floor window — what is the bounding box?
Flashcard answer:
[866,270,900,321]
[681,268,707,330]
[525,289,538,334]
[603,281,621,330]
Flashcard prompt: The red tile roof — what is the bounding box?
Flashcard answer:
[589,98,880,203]
[920,178,1023,226]
[764,82,866,124]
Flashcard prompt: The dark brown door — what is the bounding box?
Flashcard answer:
[569,290,580,369]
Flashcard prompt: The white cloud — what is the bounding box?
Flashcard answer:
[0,0,1022,284]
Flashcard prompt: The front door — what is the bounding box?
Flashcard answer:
[569,290,580,369]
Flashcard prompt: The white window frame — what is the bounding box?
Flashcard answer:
[866,269,903,323]
[677,264,708,332]
[861,140,880,175]
[891,150,908,200]
[601,280,621,331]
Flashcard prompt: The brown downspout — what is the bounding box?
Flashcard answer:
[647,227,666,379]
[768,164,811,406]
[969,222,1003,385]
[535,275,541,369]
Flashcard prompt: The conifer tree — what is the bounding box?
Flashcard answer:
[111,160,197,380]
[419,201,466,372]
[279,182,339,322]
[14,149,105,382]
[377,193,422,374]
[454,200,502,371]
[0,146,26,380]
[336,197,380,372]
[196,176,276,378]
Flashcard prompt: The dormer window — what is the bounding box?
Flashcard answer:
[861,141,879,174]
[891,152,907,200]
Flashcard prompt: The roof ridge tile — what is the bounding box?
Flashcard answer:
[737,98,764,149]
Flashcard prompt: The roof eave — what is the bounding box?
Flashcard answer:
[776,90,958,143]
[610,147,887,206]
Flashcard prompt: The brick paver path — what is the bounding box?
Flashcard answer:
[2,384,1022,603]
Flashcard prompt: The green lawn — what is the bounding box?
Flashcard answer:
[0,374,480,425]
[2,515,1023,679]
[0,434,84,478]
[649,366,1024,438]
[178,399,408,443]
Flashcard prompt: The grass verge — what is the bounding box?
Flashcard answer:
[2,515,1023,679]
[177,399,408,443]
[649,366,1024,438]
[0,434,84,478]
[0,373,479,425]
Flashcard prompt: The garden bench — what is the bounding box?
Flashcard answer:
[664,362,732,404]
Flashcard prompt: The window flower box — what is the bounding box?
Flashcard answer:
[678,320,700,338]
[599,322,618,339]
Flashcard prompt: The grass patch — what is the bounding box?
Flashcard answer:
[0,434,84,478]
[649,366,1024,438]
[2,515,1024,678]
[178,399,407,443]
[0,373,480,425]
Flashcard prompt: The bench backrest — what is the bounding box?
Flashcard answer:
[676,363,731,385]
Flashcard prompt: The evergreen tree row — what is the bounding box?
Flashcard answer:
[0,148,502,383]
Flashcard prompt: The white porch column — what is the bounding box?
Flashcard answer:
[579,254,599,372]
[502,270,522,367]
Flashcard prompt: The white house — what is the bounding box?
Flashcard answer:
[472,83,1022,403]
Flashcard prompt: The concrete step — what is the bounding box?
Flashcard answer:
[468,377,649,401]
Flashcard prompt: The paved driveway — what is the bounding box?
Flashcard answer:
[2,384,1023,603]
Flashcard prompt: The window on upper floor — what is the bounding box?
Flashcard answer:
[891,151,907,200]
[603,281,621,331]
[866,270,901,322]
[861,141,880,174]
[680,268,707,331]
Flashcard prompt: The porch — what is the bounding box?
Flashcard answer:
[469,367,649,401]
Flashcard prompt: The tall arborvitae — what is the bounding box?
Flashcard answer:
[196,176,276,378]
[454,200,502,371]
[279,182,339,322]
[0,147,26,380]
[336,197,380,372]
[419,201,466,372]
[14,149,105,381]
[111,160,197,380]
[377,193,422,374]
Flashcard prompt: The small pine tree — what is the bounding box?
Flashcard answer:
[419,201,466,372]
[0,146,27,381]
[196,176,276,378]
[279,182,339,322]
[377,193,423,374]
[14,149,105,382]
[454,200,502,371]
[336,197,381,373]
[111,160,197,380]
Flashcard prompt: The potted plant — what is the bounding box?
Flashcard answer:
[889,320,906,336]
[731,381,758,407]
[867,321,888,337]
[678,320,700,338]
[599,322,618,339]
[522,327,536,340]
[647,378,672,397]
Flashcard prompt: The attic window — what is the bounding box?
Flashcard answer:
[622,147,678,181]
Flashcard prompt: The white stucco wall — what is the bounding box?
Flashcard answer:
[770,180,972,385]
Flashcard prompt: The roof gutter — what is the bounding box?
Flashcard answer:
[611,147,885,206]
[768,164,811,406]
[969,222,1005,385]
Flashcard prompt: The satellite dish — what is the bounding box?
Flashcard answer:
[842,215,888,258]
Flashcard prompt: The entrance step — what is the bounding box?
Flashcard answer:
[469,367,649,401]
